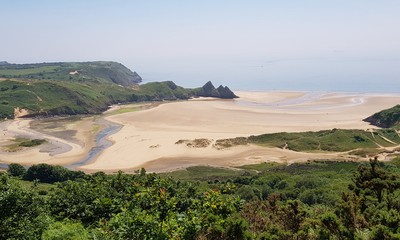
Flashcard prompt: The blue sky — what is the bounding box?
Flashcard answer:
[1,1,400,92]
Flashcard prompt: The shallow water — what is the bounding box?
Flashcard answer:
[0,119,122,171]
[67,119,122,169]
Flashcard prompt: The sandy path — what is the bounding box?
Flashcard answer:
[80,91,400,172]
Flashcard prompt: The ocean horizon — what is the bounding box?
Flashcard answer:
[136,57,400,94]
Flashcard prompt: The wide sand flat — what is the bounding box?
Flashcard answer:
[1,91,400,172]
[78,91,400,172]
[0,117,97,166]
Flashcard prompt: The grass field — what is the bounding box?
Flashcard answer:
[0,61,141,86]
[0,66,59,76]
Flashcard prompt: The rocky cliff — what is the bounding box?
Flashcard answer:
[197,81,238,99]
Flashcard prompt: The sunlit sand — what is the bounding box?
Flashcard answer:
[1,91,400,172]
[82,91,400,172]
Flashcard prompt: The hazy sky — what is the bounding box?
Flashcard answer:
[1,1,400,92]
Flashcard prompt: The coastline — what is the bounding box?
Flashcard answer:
[2,91,400,173]
[0,116,97,166]
[80,91,400,172]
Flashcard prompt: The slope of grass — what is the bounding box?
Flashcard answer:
[0,61,239,119]
[364,104,400,128]
[249,129,384,152]
[0,79,217,119]
[0,61,142,86]
[231,128,400,153]
[136,81,198,100]
[0,62,238,119]
[0,79,136,118]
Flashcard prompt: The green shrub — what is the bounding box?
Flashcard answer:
[24,164,85,183]
[42,221,89,240]
[0,174,50,239]
[7,163,26,177]
[19,139,46,147]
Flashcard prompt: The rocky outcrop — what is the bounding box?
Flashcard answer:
[198,81,238,99]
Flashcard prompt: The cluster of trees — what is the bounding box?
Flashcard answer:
[8,163,85,183]
[1,159,400,239]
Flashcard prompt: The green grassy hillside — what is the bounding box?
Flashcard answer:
[0,61,238,119]
[0,79,136,118]
[364,104,400,128]
[0,79,202,119]
[0,61,142,86]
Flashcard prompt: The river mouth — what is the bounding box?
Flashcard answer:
[0,116,122,171]
[0,103,160,171]
[67,118,122,169]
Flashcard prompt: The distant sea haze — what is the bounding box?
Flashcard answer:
[137,57,400,94]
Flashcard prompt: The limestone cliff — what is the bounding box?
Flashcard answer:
[197,81,238,99]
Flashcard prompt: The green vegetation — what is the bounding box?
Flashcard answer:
[3,138,46,152]
[0,79,166,119]
[214,128,400,155]
[7,163,26,177]
[19,138,46,147]
[0,62,237,119]
[0,174,50,240]
[23,163,85,183]
[42,221,90,240]
[0,78,137,119]
[137,81,197,100]
[364,104,400,128]
[2,159,400,239]
[0,61,142,87]
[249,128,400,151]
[162,166,248,181]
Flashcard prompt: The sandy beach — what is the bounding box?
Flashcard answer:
[81,91,400,172]
[1,91,400,172]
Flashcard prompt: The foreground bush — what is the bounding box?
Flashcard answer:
[23,163,85,183]
[7,163,26,177]
[0,174,50,239]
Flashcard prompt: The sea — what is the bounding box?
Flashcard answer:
[135,57,400,94]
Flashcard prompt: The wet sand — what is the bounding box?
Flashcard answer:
[0,117,97,166]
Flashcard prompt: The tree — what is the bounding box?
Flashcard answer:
[352,158,400,204]
[24,164,85,183]
[140,167,146,176]
[7,163,26,177]
[336,158,400,237]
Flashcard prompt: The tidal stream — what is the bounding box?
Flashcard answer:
[67,119,122,169]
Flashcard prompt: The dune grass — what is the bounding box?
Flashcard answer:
[4,138,46,152]
[248,128,400,152]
